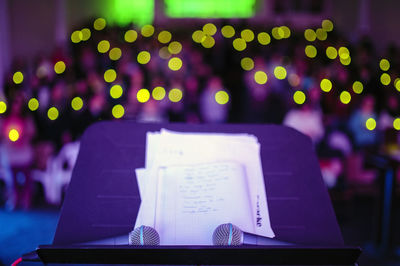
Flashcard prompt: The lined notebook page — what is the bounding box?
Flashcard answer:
[155,162,254,245]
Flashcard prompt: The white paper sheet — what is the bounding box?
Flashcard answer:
[135,168,147,199]
[155,162,253,245]
[134,129,275,243]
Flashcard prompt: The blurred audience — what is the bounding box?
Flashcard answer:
[1,20,400,208]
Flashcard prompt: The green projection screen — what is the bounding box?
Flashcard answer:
[164,0,257,18]
[108,0,154,26]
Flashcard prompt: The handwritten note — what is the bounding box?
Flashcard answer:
[155,162,254,245]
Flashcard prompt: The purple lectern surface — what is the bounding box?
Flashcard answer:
[53,122,343,246]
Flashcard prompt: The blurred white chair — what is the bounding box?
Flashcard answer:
[32,141,80,205]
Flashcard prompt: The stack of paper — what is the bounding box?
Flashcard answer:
[135,129,275,245]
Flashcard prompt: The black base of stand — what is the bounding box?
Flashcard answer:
[36,245,361,265]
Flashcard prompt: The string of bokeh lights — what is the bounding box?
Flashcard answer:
[3,17,400,142]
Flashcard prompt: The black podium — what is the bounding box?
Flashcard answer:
[35,122,361,265]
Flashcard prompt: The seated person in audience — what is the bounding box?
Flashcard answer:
[348,95,378,150]
[1,92,36,209]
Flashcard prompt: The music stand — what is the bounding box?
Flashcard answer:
[35,122,361,265]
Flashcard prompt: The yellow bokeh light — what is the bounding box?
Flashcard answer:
[316,28,327,41]
[168,41,182,54]
[109,47,122,61]
[192,30,206,43]
[201,35,215,48]
[137,89,150,103]
[97,40,110,53]
[322,19,334,32]
[338,47,350,59]
[381,73,391,85]
[221,25,235,38]
[379,59,390,71]
[340,91,351,104]
[233,38,246,51]
[71,30,82,43]
[168,88,183,102]
[274,66,287,80]
[152,86,166,100]
[215,90,229,105]
[124,30,138,43]
[271,27,284,40]
[280,26,291,38]
[304,29,316,41]
[352,81,363,94]
[340,56,351,66]
[288,73,300,87]
[257,32,271,45]
[47,107,59,120]
[104,69,117,83]
[159,46,171,59]
[326,46,337,59]
[81,28,91,41]
[8,129,19,142]
[203,23,217,36]
[240,57,254,71]
[293,91,306,105]
[395,78,400,91]
[112,104,125,119]
[94,18,106,30]
[110,85,123,99]
[168,57,183,71]
[339,57,352,66]
[393,118,400,130]
[13,71,24,84]
[71,97,83,111]
[320,79,332,92]
[305,45,317,58]
[278,27,285,38]
[365,118,376,131]
[0,101,7,113]
[158,30,172,44]
[254,71,268,84]
[54,61,66,74]
[137,51,151,64]
[271,28,280,40]
[28,98,39,111]
[141,25,154,37]
[241,29,254,42]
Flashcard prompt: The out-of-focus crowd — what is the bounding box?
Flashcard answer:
[1,19,400,209]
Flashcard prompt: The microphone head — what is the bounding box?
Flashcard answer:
[212,223,242,245]
[129,225,160,245]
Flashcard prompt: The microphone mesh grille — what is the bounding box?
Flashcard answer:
[129,226,160,245]
[212,223,242,245]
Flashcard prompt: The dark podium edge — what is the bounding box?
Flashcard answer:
[36,245,362,265]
